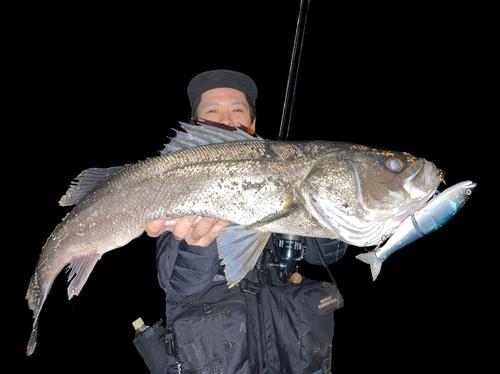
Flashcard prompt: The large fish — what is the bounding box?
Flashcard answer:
[26,122,444,356]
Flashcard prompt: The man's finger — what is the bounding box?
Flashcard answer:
[211,219,230,232]
[145,220,167,237]
[173,216,203,240]
[186,219,230,247]
[192,217,218,240]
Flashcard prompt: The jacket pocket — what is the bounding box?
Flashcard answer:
[275,279,342,374]
[173,291,258,374]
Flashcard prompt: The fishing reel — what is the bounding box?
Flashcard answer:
[268,234,306,283]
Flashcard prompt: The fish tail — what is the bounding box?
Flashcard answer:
[25,273,49,356]
[25,251,66,356]
[355,252,383,281]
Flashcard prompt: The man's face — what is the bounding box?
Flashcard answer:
[196,87,256,134]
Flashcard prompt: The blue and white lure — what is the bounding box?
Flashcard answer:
[356,180,476,280]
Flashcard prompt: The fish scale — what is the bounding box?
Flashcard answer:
[26,122,444,356]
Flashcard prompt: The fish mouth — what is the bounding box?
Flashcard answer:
[404,160,444,200]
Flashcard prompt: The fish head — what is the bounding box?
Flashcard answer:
[299,145,444,246]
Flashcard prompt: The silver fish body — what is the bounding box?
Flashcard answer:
[356,180,476,280]
[26,122,444,355]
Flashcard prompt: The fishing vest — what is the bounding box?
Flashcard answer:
[166,269,343,374]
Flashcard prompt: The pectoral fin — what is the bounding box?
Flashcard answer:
[217,225,272,288]
[246,203,299,229]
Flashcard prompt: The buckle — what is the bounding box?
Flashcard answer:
[165,333,177,357]
[239,279,260,295]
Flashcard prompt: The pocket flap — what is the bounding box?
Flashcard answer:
[304,282,344,316]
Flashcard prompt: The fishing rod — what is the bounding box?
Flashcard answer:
[273,0,312,282]
[277,0,311,142]
[275,0,339,287]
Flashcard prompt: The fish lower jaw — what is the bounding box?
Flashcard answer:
[335,204,427,248]
[337,231,384,248]
[305,196,398,247]
[331,215,397,248]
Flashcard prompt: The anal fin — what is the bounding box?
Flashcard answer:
[66,253,102,299]
[217,225,271,288]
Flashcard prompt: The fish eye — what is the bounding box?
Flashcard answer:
[386,157,404,172]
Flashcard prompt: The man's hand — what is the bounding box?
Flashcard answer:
[145,216,230,247]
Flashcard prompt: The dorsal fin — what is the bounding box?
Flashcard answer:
[61,122,262,206]
[59,166,124,206]
[160,121,263,154]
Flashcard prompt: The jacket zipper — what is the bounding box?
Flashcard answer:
[180,298,247,313]
[240,280,267,373]
[255,289,268,372]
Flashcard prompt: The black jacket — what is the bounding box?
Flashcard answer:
[134,234,346,373]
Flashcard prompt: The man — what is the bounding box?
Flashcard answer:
[134,70,346,373]
[145,70,256,245]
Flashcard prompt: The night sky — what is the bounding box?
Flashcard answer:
[3,1,497,373]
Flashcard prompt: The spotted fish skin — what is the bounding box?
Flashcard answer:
[26,122,442,356]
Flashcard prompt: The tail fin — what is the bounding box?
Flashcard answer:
[25,274,48,356]
[25,252,101,356]
[26,315,41,357]
[355,252,383,281]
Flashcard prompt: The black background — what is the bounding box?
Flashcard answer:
[2,0,498,373]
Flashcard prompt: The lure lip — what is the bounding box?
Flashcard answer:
[419,180,476,216]
[413,180,476,234]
